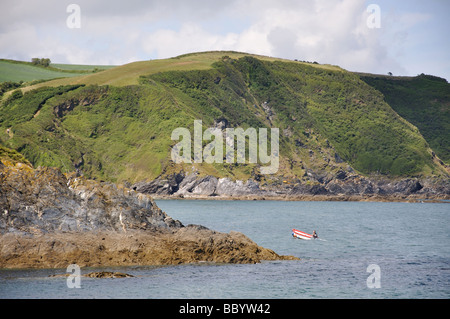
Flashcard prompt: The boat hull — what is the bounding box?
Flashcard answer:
[292,229,313,240]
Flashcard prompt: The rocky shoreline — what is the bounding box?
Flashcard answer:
[132,171,450,203]
[151,194,449,203]
[0,160,296,269]
[1,158,448,269]
[50,271,135,278]
[1,227,296,269]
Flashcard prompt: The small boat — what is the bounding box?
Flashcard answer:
[292,228,313,240]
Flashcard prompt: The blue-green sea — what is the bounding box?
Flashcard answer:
[1,200,449,299]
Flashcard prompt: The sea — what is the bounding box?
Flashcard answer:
[0,200,449,300]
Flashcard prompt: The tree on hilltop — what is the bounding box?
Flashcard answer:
[31,57,51,67]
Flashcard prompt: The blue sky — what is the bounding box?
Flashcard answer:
[1,0,449,80]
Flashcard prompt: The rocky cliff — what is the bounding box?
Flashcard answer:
[0,159,296,268]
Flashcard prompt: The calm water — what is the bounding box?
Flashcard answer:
[0,200,449,299]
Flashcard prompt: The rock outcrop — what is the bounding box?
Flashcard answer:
[133,172,270,198]
[50,271,135,278]
[0,162,181,235]
[0,160,296,268]
[0,226,293,269]
[133,170,449,201]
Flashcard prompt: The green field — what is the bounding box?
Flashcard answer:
[51,63,117,72]
[0,60,84,82]
[0,59,116,83]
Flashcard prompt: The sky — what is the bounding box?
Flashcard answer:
[1,0,449,80]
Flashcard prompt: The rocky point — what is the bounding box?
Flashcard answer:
[0,159,297,268]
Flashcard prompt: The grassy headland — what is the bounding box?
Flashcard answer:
[0,51,448,186]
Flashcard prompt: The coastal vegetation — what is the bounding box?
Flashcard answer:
[0,51,448,185]
[360,74,449,164]
[1,51,447,272]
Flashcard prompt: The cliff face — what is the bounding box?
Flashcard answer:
[0,160,181,235]
[0,160,296,268]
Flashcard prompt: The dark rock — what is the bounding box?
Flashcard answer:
[0,162,183,235]
[131,169,448,199]
[214,118,228,130]
[135,173,271,198]
[288,183,328,196]
[0,161,298,269]
[335,170,347,180]
[177,175,218,196]
[325,182,344,195]
[133,172,185,195]
[84,271,134,278]
[334,152,344,163]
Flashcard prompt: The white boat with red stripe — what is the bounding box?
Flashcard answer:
[292,228,313,240]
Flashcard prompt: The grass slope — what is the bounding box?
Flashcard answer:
[0,52,447,183]
[15,51,342,92]
[360,74,450,164]
[51,63,116,72]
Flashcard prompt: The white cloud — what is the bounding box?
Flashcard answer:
[0,0,447,79]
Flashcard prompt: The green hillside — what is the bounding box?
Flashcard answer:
[360,74,450,164]
[0,52,447,184]
[11,51,341,92]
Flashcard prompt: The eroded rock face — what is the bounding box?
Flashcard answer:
[133,170,449,200]
[0,227,296,269]
[133,172,269,198]
[0,162,182,235]
[0,161,297,268]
